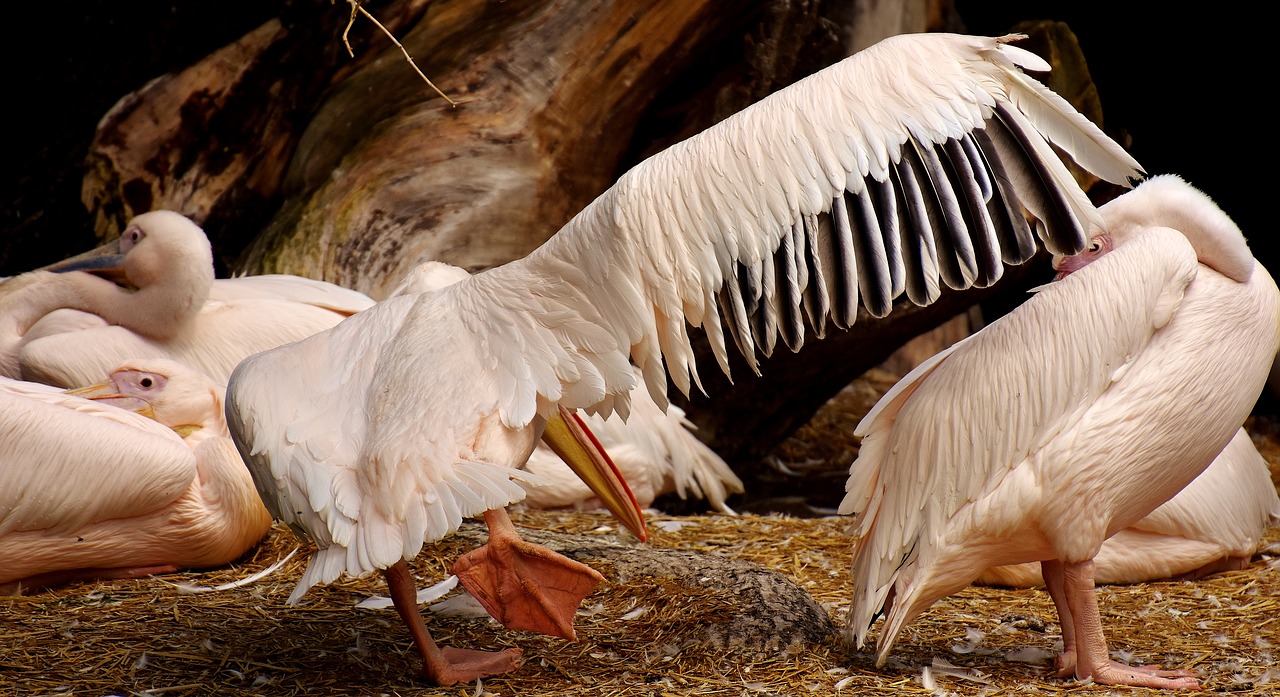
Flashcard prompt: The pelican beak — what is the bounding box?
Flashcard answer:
[42,240,131,286]
[66,380,154,420]
[542,405,648,542]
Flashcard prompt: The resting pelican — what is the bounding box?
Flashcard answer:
[0,358,272,595]
[226,33,1144,685]
[0,210,374,387]
[840,175,1280,689]
[976,427,1280,587]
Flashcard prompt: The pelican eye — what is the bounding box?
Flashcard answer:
[121,225,145,252]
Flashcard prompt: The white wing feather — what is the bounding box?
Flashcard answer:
[837,228,1198,651]
[445,33,1142,427]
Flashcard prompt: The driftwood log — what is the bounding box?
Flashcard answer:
[10,1,1130,507]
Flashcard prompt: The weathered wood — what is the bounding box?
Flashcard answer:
[236,0,856,298]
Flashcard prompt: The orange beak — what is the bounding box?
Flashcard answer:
[540,405,648,542]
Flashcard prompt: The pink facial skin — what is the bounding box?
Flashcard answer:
[1053,234,1114,280]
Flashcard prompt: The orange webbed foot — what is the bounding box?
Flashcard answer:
[451,509,604,640]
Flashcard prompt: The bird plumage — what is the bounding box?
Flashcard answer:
[839,174,1280,688]
[0,210,374,387]
[390,261,744,515]
[976,427,1280,587]
[225,32,1143,685]
[0,358,272,594]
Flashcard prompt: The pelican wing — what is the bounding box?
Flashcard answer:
[227,31,1146,603]
[225,294,534,601]
[438,33,1143,429]
[211,275,375,315]
[0,379,194,536]
[836,227,1198,647]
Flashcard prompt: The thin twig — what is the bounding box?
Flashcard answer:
[339,0,458,107]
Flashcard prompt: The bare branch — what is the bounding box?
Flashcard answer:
[339,0,459,107]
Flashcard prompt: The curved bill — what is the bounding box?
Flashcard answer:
[42,240,130,285]
[541,405,648,542]
[66,379,154,419]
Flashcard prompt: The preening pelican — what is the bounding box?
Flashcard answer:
[0,210,374,387]
[839,175,1280,689]
[226,33,1143,685]
[0,358,272,594]
[390,261,744,515]
[976,427,1280,587]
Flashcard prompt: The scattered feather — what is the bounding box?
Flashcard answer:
[1004,646,1055,663]
[427,590,494,619]
[654,519,692,533]
[169,548,299,593]
[621,606,649,620]
[355,574,458,609]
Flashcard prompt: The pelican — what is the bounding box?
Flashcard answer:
[389,261,744,514]
[0,358,272,595]
[0,210,374,387]
[225,33,1144,685]
[839,174,1280,689]
[977,427,1280,587]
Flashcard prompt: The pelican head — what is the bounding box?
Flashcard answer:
[43,211,216,339]
[68,358,226,439]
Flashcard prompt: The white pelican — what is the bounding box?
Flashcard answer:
[976,427,1280,587]
[840,175,1280,689]
[225,33,1144,685]
[389,261,744,514]
[0,358,272,595]
[0,210,374,387]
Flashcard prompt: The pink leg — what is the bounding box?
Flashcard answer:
[383,560,522,686]
[1041,559,1078,678]
[451,508,604,640]
[1058,559,1200,690]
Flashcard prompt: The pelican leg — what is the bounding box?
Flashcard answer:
[383,560,523,686]
[451,508,605,640]
[1054,559,1199,689]
[1041,559,1078,677]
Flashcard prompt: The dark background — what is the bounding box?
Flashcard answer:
[957,2,1266,268]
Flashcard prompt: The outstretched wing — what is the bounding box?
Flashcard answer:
[437,32,1144,428]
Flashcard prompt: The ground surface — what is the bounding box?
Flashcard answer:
[3,373,1279,697]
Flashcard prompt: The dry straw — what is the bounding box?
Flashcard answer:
[4,370,1278,696]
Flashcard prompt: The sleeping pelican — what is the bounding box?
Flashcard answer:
[389,261,744,514]
[226,33,1144,685]
[840,175,1280,689]
[976,427,1280,587]
[0,358,272,594]
[0,210,374,387]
